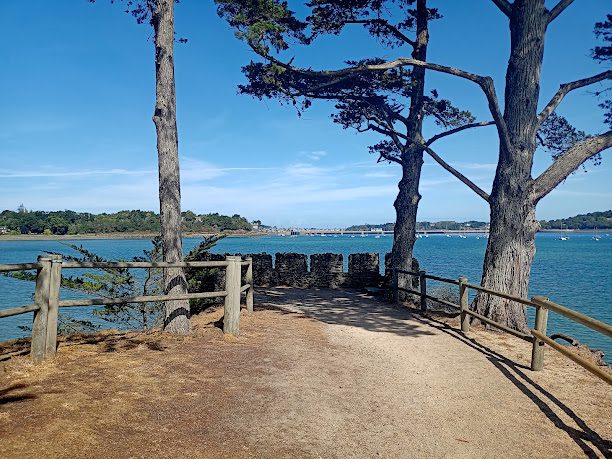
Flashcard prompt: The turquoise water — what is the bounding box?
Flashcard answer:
[0,233,610,361]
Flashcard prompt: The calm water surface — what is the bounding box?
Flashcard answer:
[1,233,610,360]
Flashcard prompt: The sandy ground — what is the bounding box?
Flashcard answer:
[0,287,610,458]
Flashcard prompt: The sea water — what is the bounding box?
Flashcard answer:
[0,233,610,361]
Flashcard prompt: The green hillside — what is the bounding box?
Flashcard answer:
[0,209,252,235]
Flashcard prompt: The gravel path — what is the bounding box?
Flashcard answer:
[0,287,610,458]
[254,287,611,458]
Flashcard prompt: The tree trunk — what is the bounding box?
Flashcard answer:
[390,0,428,296]
[152,0,191,335]
[475,0,548,332]
[391,148,424,290]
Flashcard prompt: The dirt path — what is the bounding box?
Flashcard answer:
[1,287,610,458]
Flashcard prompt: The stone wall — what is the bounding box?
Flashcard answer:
[245,253,274,287]
[275,253,310,288]
[185,251,419,291]
[236,252,389,289]
[348,253,380,288]
[310,253,344,288]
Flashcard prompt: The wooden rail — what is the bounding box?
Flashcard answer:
[392,268,611,384]
[0,263,42,272]
[532,330,612,385]
[0,255,254,363]
[58,291,228,308]
[531,296,612,338]
[0,303,39,319]
[61,261,229,269]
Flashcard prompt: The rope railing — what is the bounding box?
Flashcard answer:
[0,255,254,363]
[392,268,611,385]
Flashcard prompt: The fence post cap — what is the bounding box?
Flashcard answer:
[458,276,468,282]
[226,255,241,261]
[532,295,549,302]
[37,255,52,261]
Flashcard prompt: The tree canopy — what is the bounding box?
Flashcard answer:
[216,0,483,165]
[0,209,252,235]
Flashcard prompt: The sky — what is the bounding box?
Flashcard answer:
[0,0,610,228]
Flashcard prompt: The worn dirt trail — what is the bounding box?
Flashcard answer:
[1,287,610,458]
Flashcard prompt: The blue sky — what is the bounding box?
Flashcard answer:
[0,1,610,228]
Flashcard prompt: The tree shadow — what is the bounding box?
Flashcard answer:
[419,315,611,458]
[255,287,435,338]
[0,383,37,405]
[60,332,168,354]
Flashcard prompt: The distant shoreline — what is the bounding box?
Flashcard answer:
[0,228,606,241]
[0,231,269,241]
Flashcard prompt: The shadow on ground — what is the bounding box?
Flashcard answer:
[0,383,36,406]
[256,287,435,338]
[419,315,612,458]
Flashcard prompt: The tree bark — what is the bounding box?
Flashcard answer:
[392,148,423,288]
[475,0,549,332]
[152,0,191,335]
[390,0,428,295]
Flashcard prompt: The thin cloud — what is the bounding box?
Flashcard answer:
[365,171,396,178]
[451,162,497,171]
[0,168,153,178]
[305,150,327,161]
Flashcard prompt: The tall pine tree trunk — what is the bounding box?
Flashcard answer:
[390,0,427,293]
[475,0,548,332]
[152,0,191,335]
[391,148,424,288]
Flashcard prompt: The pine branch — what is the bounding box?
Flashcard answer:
[538,70,612,125]
[258,51,512,154]
[422,145,490,202]
[548,0,574,23]
[533,131,612,200]
[491,0,512,18]
[426,121,495,146]
[344,19,416,47]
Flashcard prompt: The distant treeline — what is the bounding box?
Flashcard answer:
[346,211,612,232]
[0,209,252,235]
[539,210,612,230]
[346,220,489,231]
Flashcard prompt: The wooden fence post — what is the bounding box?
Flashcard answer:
[531,296,549,371]
[392,268,399,304]
[245,257,254,313]
[31,256,52,363]
[419,270,427,312]
[459,276,469,333]
[45,254,62,357]
[223,256,241,335]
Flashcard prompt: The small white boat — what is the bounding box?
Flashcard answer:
[558,224,569,241]
[592,227,601,241]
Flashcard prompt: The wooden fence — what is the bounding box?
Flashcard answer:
[392,269,612,385]
[0,255,254,363]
